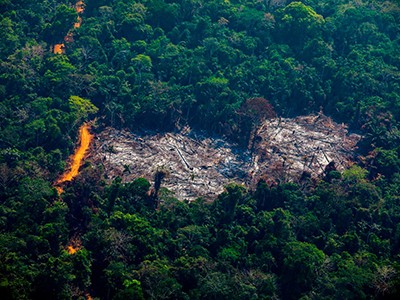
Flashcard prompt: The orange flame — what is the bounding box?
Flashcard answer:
[76,1,85,13]
[74,16,82,28]
[67,245,79,254]
[55,186,64,194]
[66,237,81,254]
[56,124,92,192]
[53,43,65,54]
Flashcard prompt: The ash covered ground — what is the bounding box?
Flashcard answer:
[92,114,361,201]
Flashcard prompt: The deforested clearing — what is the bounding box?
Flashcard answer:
[92,114,361,201]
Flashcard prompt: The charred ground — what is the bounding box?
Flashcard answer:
[92,114,361,201]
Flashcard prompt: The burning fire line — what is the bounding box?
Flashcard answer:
[55,123,93,193]
[53,1,85,54]
[51,4,94,299]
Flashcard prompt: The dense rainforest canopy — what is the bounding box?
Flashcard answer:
[0,0,400,299]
